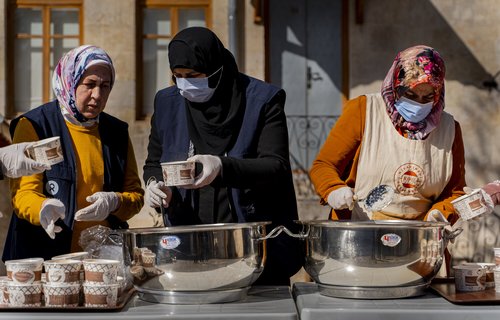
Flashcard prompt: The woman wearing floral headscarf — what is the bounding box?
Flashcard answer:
[310,45,466,222]
[2,45,144,261]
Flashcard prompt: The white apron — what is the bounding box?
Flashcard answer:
[352,93,455,220]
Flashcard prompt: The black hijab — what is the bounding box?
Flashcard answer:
[168,27,244,155]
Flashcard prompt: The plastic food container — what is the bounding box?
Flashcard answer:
[5,258,44,284]
[161,161,195,186]
[451,190,490,220]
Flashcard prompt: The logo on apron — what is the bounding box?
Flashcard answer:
[394,163,425,195]
[46,180,59,195]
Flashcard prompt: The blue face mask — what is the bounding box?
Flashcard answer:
[394,96,434,123]
[175,66,222,103]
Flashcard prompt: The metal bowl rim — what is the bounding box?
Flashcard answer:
[120,221,272,235]
[295,219,449,228]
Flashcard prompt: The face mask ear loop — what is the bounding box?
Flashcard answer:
[208,66,223,89]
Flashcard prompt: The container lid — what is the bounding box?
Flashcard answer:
[451,190,481,203]
[44,259,83,265]
[52,251,89,261]
[160,160,194,165]
[32,136,60,147]
[5,257,44,266]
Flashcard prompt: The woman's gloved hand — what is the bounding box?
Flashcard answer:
[40,198,65,239]
[74,192,120,221]
[481,180,500,206]
[426,209,448,222]
[145,179,172,208]
[0,142,50,178]
[425,209,459,244]
[327,186,354,210]
[185,155,222,188]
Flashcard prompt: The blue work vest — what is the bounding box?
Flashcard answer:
[2,101,129,261]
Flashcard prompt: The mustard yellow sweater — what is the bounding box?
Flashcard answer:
[310,95,466,222]
[11,117,144,251]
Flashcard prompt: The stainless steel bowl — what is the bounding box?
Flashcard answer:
[119,222,271,304]
[294,220,462,299]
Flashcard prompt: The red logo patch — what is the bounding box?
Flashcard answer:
[394,163,425,195]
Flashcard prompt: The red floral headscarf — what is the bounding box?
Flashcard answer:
[381,45,445,140]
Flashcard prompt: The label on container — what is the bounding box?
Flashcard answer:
[160,235,181,249]
[381,233,401,247]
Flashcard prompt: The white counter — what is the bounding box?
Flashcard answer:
[293,282,500,320]
[0,286,298,319]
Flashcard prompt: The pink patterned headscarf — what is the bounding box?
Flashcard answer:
[52,45,115,126]
[381,45,445,140]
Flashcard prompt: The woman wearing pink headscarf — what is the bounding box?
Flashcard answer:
[310,45,466,223]
[3,45,144,261]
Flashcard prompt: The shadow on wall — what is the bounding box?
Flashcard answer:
[268,0,497,177]
[349,0,491,90]
[269,0,492,97]
[268,0,343,116]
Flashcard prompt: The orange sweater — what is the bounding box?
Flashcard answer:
[309,95,466,221]
[11,117,144,251]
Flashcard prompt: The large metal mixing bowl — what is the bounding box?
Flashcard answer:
[294,220,462,299]
[119,222,271,304]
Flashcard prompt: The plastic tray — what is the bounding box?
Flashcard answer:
[430,277,500,304]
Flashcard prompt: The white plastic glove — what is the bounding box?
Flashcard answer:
[426,209,448,222]
[482,180,500,206]
[327,186,354,210]
[74,192,120,221]
[426,209,462,244]
[40,198,66,239]
[0,142,50,178]
[145,179,172,208]
[185,154,222,188]
[463,186,474,195]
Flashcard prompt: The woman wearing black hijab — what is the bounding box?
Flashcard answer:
[143,27,302,285]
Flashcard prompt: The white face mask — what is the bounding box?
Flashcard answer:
[175,66,222,103]
[394,96,434,123]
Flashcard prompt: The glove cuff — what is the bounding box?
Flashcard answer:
[425,209,447,222]
[41,198,64,209]
[111,192,122,212]
[146,176,158,187]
